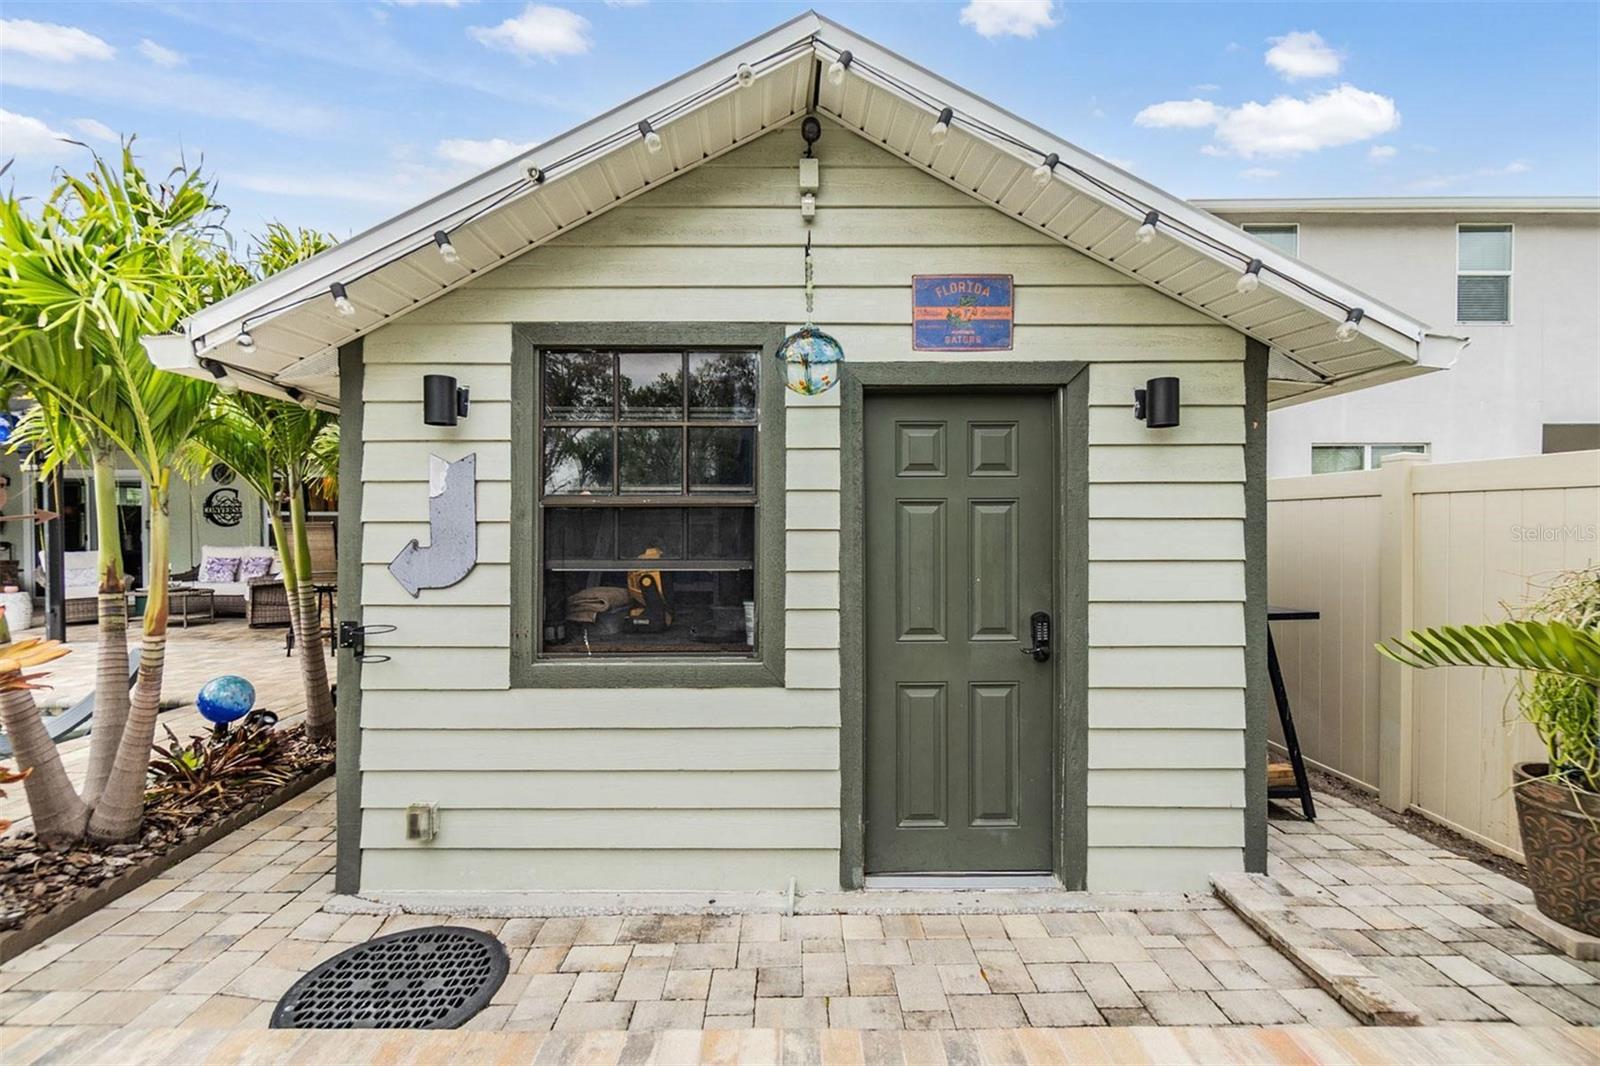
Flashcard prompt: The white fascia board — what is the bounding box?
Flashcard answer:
[183,11,827,350]
[1267,360,1440,410]
[808,15,1431,365]
[1195,196,1600,215]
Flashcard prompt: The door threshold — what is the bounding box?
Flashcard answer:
[864,874,1060,891]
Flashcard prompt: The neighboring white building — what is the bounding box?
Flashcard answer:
[1195,198,1600,477]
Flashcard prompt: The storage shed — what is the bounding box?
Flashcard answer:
[148,13,1465,897]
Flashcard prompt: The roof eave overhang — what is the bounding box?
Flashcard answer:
[153,11,1448,411]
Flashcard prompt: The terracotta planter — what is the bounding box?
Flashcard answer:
[1513,762,1600,938]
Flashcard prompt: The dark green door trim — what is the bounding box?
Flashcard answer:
[838,360,1089,890]
[510,323,786,689]
[1243,338,1269,873]
[335,339,365,896]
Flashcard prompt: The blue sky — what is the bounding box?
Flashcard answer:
[2,2,1595,239]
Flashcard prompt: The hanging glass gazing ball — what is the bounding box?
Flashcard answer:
[196,675,256,728]
[776,326,844,396]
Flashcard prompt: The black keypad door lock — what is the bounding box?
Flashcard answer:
[1021,611,1052,662]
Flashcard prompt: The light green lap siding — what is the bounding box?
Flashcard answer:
[357,120,1252,892]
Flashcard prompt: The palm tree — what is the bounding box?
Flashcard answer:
[189,395,339,741]
[0,144,247,843]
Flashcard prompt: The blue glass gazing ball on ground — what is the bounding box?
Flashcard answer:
[776,325,844,396]
[197,675,256,727]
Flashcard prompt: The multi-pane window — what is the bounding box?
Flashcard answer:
[1457,224,1512,323]
[538,349,760,657]
[1243,223,1299,258]
[1311,443,1429,474]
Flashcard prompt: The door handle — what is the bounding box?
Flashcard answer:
[1020,610,1052,662]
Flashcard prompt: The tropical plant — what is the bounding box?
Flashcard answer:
[181,222,338,742]
[0,142,249,843]
[187,394,338,741]
[0,634,77,842]
[145,721,295,809]
[1378,567,1600,793]
[0,764,29,836]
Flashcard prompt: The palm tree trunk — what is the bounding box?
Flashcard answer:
[287,493,335,742]
[86,482,170,844]
[0,687,88,845]
[83,454,130,807]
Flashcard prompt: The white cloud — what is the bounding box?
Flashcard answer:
[72,117,117,141]
[138,38,184,67]
[232,170,433,205]
[0,109,77,156]
[1240,167,1280,180]
[1265,31,1342,80]
[960,1,1058,39]
[1410,160,1532,191]
[1192,83,1221,93]
[436,136,536,168]
[1138,85,1399,158]
[1368,144,1397,162]
[389,1,471,6]
[0,18,115,62]
[1134,99,1223,129]
[471,4,591,59]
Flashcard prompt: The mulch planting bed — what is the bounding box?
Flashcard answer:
[0,724,333,959]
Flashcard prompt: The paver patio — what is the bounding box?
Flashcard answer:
[5,772,1600,1042]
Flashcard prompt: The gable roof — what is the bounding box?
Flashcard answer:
[145,11,1466,410]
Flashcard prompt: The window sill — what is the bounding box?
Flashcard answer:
[512,656,784,689]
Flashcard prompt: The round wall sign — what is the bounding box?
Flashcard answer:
[203,487,244,528]
[209,462,237,486]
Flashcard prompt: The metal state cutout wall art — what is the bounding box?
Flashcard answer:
[389,453,478,597]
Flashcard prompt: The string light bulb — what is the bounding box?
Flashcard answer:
[929,107,953,144]
[286,387,317,411]
[329,282,355,317]
[1336,307,1365,342]
[736,63,755,88]
[1032,152,1058,188]
[1236,259,1263,295]
[525,164,545,184]
[200,358,238,394]
[433,230,459,264]
[235,330,255,351]
[638,119,663,154]
[1135,210,1159,244]
[827,50,852,86]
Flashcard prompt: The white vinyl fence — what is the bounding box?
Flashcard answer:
[1267,450,1599,859]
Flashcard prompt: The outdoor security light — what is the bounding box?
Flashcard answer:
[423,374,470,426]
[1133,376,1180,429]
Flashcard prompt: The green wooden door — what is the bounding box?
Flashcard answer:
[864,393,1056,874]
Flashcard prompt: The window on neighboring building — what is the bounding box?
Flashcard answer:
[537,348,761,658]
[1243,223,1299,257]
[1311,443,1430,474]
[1457,224,1512,323]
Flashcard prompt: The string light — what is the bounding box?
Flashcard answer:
[1335,307,1365,342]
[1236,259,1263,295]
[736,63,755,88]
[638,119,663,154]
[285,386,318,411]
[827,50,852,86]
[235,330,255,351]
[200,357,238,394]
[201,34,1377,378]
[1032,152,1058,188]
[1135,210,1159,244]
[329,282,355,317]
[433,230,460,264]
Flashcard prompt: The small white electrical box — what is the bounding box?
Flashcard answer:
[798,157,820,191]
[799,192,817,220]
[405,803,438,843]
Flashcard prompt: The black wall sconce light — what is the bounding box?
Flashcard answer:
[1133,376,1180,429]
[423,374,470,426]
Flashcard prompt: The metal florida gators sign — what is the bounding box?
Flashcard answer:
[912,274,1014,352]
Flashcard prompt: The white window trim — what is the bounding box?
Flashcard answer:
[1242,222,1300,259]
[1311,443,1430,473]
[1456,222,1513,326]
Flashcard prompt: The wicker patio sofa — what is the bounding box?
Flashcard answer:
[171,545,285,623]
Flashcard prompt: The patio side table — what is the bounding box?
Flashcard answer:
[1267,605,1318,821]
[167,585,216,628]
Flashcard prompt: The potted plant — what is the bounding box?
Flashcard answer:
[1378,567,1599,937]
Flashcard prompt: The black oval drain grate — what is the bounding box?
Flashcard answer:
[272,925,509,1029]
